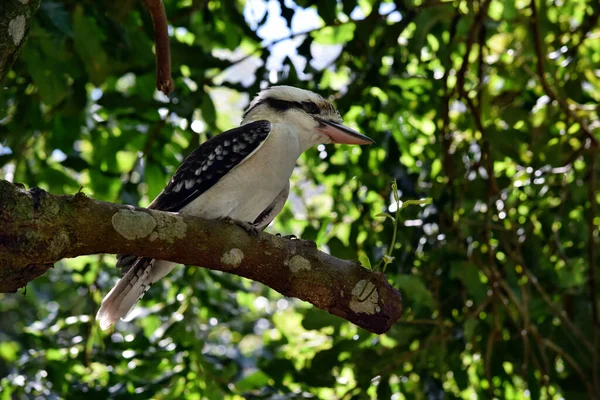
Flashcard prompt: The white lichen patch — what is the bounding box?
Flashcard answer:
[152,212,187,243]
[48,231,70,257]
[272,238,285,249]
[288,255,311,273]
[8,15,26,45]
[221,248,244,268]
[18,0,30,4]
[349,279,380,315]
[112,210,156,240]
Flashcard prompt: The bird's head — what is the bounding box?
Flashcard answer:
[241,86,374,148]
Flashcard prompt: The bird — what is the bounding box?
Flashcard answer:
[96,85,374,330]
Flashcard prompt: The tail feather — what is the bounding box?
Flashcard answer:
[115,254,139,275]
[96,258,154,330]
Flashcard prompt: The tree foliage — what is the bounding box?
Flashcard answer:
[0,0,599,398]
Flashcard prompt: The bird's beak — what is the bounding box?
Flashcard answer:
[317,118,375,145]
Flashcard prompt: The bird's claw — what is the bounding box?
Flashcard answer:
[275,233,298,240]
[240,221,260,236]
[220,217,259,236]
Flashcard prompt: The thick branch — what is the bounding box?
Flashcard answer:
[0,0,41,82]
[0,180,402,334]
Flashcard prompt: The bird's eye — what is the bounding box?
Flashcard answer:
[302,101,320,115]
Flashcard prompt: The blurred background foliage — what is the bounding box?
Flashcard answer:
[1,0,599,398]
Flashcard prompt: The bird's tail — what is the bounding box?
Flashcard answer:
[96,257,155,330]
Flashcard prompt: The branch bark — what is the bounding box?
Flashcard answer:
[0,180,402,334]
[0,0,41,82]
[142,0,174,95]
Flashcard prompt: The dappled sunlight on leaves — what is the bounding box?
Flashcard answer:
[1,0,599,398]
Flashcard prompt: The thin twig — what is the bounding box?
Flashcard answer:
[525,266,594,352]
[143,0,174,95]
[495,225,597,365]
[587,152,598,327]
[485,312,498,398]
[213,10,396,81]
[456,0,491,97]
[587,150,599,394]
[541,336,595,398]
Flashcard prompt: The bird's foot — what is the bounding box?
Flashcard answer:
[275,233,298,240]
[220,217,259,236]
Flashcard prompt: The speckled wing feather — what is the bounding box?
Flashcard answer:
[149,120,272,212]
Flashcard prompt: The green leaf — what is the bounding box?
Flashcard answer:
[0,341,19,362]
[408,5,455,55]
[463,318,477,342]
[312,24,355,45]
[358,253,372,269]
[234,370,270,392]
[315,217,331,246]
[20,35,70,106]
[302,308,343,331]
[395,275,435,310]
[382,254,394,265]
[72,5,109,85]
[144,163,166,201]
[450,262,487,304]
[402,198,432,208]
[39,1,72,37]
[201,93,217,129]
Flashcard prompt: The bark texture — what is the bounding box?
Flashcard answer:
[0,180,403,334]
[0,0,40,81]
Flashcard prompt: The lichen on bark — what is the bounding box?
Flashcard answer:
[0,0,41,81]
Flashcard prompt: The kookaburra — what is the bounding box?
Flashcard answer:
[96,86,374,330]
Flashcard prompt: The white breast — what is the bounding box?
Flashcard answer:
[180,124,301,222]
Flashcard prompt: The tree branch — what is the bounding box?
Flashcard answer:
[0,0,41,82]
[0,180,402,334]
[142,0,174,95]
